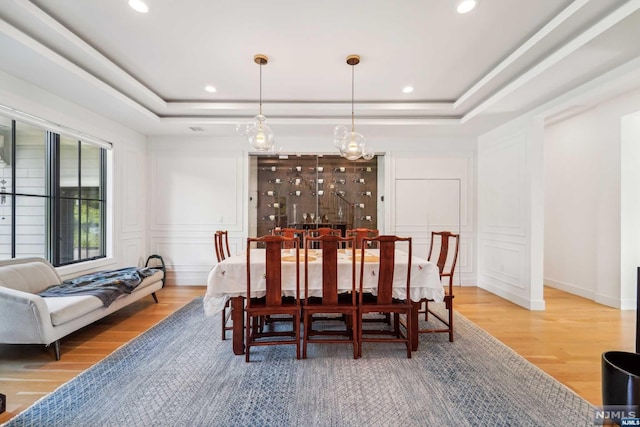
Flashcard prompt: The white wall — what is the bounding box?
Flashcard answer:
[388,151,475,285]
[0,70,150,278]
[544,109,601,300]
[477,116,545,310]
[147,135,477,286]
[544,88,640,309]
[621,112,640,308]
[146,137,245,285]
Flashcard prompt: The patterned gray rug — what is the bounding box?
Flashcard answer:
[2,297,594,427]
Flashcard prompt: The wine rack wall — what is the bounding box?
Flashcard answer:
[255,155,378,238]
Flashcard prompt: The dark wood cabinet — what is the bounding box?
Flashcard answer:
[255,155,377,238]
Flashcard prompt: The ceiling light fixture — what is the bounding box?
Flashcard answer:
[456,0,477,14]
[204,85,217,93]
[333,55,374,161]
[402,86,414,94]
[128,0,149,13]
[236,54,275,152]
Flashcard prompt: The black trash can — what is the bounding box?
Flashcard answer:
[602,351,640,406]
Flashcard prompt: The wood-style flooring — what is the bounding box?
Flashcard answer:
[0,285,636,423]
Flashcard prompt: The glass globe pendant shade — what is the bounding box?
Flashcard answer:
[339,131,366,161]
[362,144,375,160]
[332,55,375,161]
[247,115,274,151]
[333,125,348,148]
[236,122,250,136]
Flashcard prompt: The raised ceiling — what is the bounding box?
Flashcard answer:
[1,0,640,139]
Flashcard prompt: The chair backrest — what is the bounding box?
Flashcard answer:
[214,230,231,262]
[272,227,306,249]
[309,227,341,238]
[247,235,300,307]
[359,235,412,305]
[304,235,356,305]
[346,228,379,249]
[427,231,460,285]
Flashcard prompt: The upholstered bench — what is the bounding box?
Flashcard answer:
[0,257,164,359]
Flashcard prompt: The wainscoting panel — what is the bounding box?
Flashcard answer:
[389,153,475,285]
[150,238,214,286]
[478,135,526,237]
[149,150,244,232]
[121,239,142,267]
[120,148,143,234]
[478,120,545,310]
[479,240,526,290]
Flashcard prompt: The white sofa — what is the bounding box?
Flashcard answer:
[0,257,164,360]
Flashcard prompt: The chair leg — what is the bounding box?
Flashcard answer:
[221,300,232,340]
[393,313,400,337]
[405,311,412,359]
[448,296,454,342]
[352,313,359,359]
[357,311,363,358]
[302,312,308,359]
[221,307,226,340]
[293,311,300,360]
[245,312,251,363]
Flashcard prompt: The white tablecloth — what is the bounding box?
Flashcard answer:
[203,248,444,316]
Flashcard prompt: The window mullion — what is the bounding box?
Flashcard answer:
[47,132,60,265]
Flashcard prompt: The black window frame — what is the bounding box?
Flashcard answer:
[0,118,107,267]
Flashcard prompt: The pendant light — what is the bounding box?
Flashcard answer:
[237,54,275,151]
[333,55,374,161]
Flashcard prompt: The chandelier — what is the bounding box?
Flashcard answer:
[334,55,374,161]
[237,54,275,151]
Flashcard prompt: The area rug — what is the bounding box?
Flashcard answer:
[2,298,594,426]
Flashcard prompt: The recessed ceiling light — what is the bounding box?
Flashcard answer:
[129,0,149,13]
[402,86,414,94]
[456,0,477,14]
[205,85,217,93]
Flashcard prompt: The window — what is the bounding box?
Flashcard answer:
[0,116,107,266]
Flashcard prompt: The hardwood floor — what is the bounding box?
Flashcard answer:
[456,286,637,406]
[0,286,206,424]
[0,285,635,423]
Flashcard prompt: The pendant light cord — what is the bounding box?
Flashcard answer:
[351,64,355,133]
[259,62,263,116]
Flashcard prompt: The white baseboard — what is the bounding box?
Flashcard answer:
[478,281,546,311]
[544,277,595,300]
[164,271,209,286]
[545,277,633,309]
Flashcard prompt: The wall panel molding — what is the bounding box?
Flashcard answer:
[149,150,244,232]
[389,152,475,285]
[120,147,143,234]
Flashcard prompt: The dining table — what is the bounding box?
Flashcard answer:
[203,248,444,355]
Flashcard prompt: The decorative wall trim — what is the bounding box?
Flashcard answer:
[544,277,595,301]
[478,133,527,237]
[480,240,525,290]
[120,148,143,234]
[479,280,545,310]
[148,150,244,232]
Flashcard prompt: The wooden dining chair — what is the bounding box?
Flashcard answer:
[272,227,306,249]
[245,235,301,362]
[309,227,342,238]
[357,235,413,358]
[346,228,379,249]
[418,231,460,342]
[214,230,233,340]
[214,230,231,264]
[302,235,358,359]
